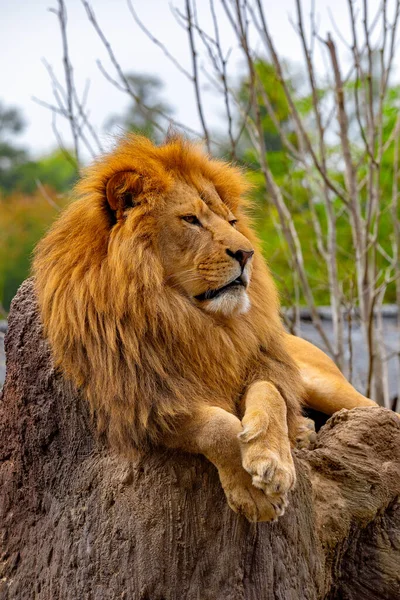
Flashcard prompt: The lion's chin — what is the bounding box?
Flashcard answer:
[201,288,250,318]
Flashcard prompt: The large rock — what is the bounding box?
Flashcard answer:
[1,279,399,600]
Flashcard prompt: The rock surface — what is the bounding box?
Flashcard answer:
[1,279,400,600]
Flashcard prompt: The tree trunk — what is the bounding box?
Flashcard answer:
[1,279,400,600]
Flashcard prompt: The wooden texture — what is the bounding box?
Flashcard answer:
[1,279,400,600]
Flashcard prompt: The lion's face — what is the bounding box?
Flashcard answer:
[108,174,254,318]
[155,180,254,317]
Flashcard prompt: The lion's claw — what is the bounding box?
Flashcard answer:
[219,468,279,522]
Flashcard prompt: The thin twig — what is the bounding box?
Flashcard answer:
[184,0,211,151]
[35,179,62,212]
[126,0,192,81]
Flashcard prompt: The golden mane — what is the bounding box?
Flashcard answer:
[33,135,302,455]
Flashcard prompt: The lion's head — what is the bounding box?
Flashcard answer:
[106,166,255,318]
[33,135,299,453]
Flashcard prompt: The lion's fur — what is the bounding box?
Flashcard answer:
[33,135,303,454]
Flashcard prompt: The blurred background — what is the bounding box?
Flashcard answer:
[1,0,399,408]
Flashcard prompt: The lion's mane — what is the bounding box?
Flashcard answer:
[33,135,302,454]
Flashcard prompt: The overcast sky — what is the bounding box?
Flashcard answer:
[1,0,390,158]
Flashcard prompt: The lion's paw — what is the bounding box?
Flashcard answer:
[241,445,295,496]
[238,411,296,516]
[296,417,317,449]
[219,468,279,522]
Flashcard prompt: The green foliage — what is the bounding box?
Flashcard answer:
[0,99,77,195]
[248,177,397,307]
[236,60,296,158]
[0,101,28,189]
[236,61,399,306]
[1,150,78,195]
[0,101,79,310]
[0,190,70,311]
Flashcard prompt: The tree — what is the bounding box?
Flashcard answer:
[106,73,174,142]
[0,186,70,311]
[1,149,78,196]
[234,60,399,309]
[0,101,28,192]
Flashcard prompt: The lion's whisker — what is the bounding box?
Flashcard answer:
[164,268,198,283]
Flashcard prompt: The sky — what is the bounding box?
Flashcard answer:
[0,0,390,158]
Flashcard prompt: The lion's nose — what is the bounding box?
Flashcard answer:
[226,248,254,269]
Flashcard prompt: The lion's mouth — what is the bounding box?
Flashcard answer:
[195,275,246,302]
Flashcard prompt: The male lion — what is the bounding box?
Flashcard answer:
[33,135,376,522]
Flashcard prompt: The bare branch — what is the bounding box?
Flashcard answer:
[126,0,192,81]
[55,0,81,167]
[229,0,334,354]
[296,0,344,364]
[252,0,350,206]
[35,179,62,212]
[184,0,211,151]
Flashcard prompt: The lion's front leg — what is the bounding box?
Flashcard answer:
[239,381,297,517]
[165,406,278,522]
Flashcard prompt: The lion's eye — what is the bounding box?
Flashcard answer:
[182,215,202,226]
[229,219,238,228]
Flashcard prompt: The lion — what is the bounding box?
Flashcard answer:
[33,134,376,522]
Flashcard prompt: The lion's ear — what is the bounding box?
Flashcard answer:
[106,171,143,219]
